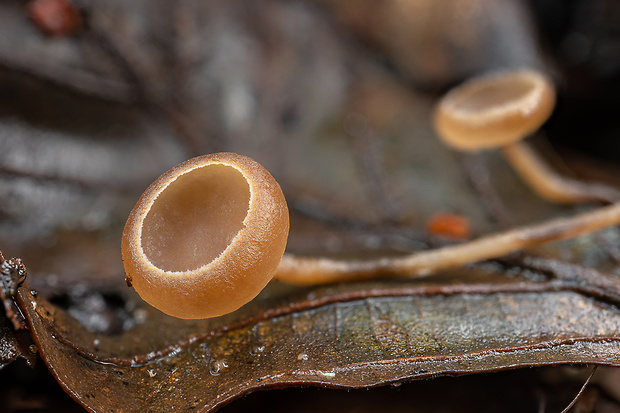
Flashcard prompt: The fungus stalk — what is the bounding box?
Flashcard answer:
[276,201,620,285]
[501,141,620,204]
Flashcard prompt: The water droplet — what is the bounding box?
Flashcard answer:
[253,345,266,355]
[200,343,211,354]
[133,308,148,324]
[168,346,182,358]
[209,359,228,376]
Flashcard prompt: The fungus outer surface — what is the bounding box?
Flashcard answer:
[434,70,556,151]
[121,153,289,319]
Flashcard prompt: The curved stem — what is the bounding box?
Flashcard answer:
[501,141,620,204]
[275,202,620,285]
[559,365,598,413]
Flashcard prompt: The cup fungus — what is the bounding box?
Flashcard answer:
[121,152,289,319]
[433,69,620,204]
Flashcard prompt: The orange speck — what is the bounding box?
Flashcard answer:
[426,212,471,240]
[27,0,83,37]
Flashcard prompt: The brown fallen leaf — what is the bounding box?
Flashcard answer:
[12,256,620,412]
[0,312,35,371]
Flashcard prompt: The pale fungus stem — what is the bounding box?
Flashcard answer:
[275,201,620,285]
[434,69,620,205]
[501,141,620,204]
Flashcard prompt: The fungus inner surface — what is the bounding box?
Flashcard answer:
[141,164,250,272]
[452,74,537,113]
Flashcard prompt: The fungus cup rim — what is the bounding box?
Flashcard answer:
[131,157,254,278]
[434,69,556,151]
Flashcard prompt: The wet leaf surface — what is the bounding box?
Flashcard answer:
[13,258,620,412]
[0,312,35,371]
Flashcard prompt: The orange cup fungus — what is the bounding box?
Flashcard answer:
[122,153,289,319]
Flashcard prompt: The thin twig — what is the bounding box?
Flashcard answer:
[0,164,140,194]
[458,152,513,227]
[345,114,400,224]
[85,15,215,155]
[559,365,598,413]
[0,54,135,103]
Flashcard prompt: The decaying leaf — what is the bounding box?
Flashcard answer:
[14,258,620,412]
[0,312,35,371]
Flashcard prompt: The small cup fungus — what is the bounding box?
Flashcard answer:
[434,69,620,204]
[121,152,289,319]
